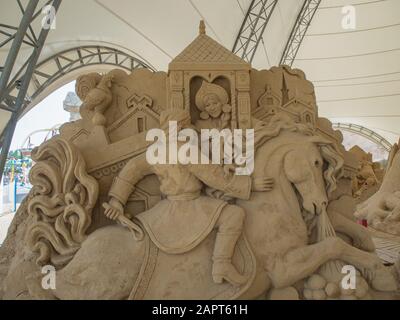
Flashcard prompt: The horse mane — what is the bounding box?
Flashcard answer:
[319,143,344,196]
[255,114,344,196]
[254,114,313,150]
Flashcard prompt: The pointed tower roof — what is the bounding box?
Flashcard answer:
[169,21,250,71]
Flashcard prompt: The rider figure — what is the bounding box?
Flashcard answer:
[104,109,274,286]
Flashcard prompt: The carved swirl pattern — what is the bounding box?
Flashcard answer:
[26,138,99,269]
[92,160,127,179]
[75,73,102,101]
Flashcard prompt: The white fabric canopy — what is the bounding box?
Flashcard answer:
[1,0,399,143]
[295,0,400,144]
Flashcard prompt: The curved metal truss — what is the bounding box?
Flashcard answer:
[0,1,155,179]
[0,0,62,104]
[280,0,321,66]
[333,123,393,152]
[0,0,62,179]
[1,45,154,117]
[232,0,278,63]
[20,123,61,149]
[0,44,153,178]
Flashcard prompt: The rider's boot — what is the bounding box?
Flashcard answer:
[212,231,247,286]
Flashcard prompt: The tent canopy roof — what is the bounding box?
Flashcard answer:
[1,0,399,143]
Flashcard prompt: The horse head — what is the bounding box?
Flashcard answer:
[282,135,344,220]
[274,136,343,220]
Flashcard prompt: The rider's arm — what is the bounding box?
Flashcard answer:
[108,152,154,206]
[188,164,252,200]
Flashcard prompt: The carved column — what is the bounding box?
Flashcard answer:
[236,71,251,129]
[168,71,184,110]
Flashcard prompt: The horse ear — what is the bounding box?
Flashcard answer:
[306,135,333,146]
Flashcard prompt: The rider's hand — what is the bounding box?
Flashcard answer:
[103,198,123,221]
[252,177,274,192]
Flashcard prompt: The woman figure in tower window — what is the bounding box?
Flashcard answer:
[194,80,279,199]
[194,80,233,131]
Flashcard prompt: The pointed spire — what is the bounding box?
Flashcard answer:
[199,20,206,35]
[281,73,289,106]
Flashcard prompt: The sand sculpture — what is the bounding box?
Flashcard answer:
[0,22,398,300]
[349,146,384,203]
[356,140,400,236]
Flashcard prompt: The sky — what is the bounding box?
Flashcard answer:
[11,81,76,150]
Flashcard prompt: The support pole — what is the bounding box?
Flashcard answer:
[279,0,321,66]
[0,0,62,182]
[232,0,278,63]
[0,0,39,104]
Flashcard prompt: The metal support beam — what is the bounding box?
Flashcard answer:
[18,45,154,118]
[0,0,39,104]
[0,0,62,181]
[232,0,278,63]
[333,123,392,152]
[279,0,321,66]
[0,43,153,180]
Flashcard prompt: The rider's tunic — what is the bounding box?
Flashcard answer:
[108,152,251,253]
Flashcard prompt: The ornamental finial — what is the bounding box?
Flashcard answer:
[199,20,206,35]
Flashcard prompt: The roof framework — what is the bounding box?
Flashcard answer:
[280,0,322,66]
[16,45,153,118]
[333,122,392,152]
[232,0,278,63]
[0,0,62,178]
[0,0,399,178]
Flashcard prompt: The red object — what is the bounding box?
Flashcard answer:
[357,219,368,227]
